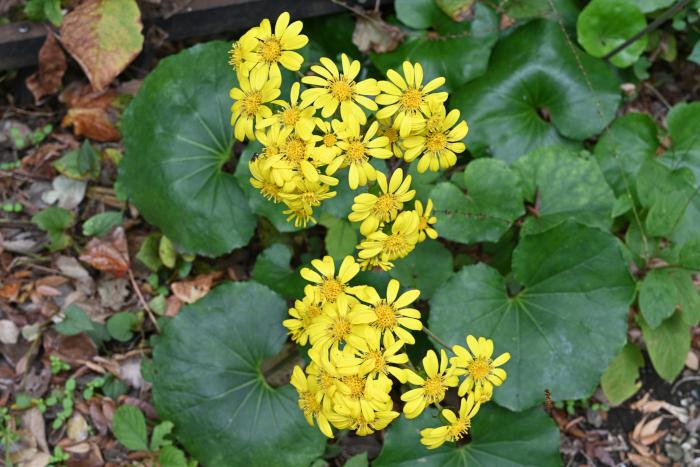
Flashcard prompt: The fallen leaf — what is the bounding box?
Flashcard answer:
[119,396,158,419]
[639,416,664,439]
[66,413,89,442]
[42,329,98,367]
[164,295,183,317]
[8,430,37,464]
[352,10,403,54]
[88,399,110,436]
[686,349,699,371]
[0,320,20,344]
[632,414,649,441]
[639,429,667,445]
[36,275,70,288]
[19,408,49,453]
[17,451,51,467]
[629,440,653,458]
[41,175,87,210]
[630,393,650,410]
[119,355,145,389]
[25,33,67,103]
[0,282,21,301]
[79,226,130,277]
[60,0,144,92]
[661,401,688,423]
[171,271,222,304]
[97,277,129,309]
[63,442,104,467]
[627,452,662,467]
[59,82,121,142]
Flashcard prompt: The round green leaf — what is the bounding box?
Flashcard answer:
[503,0,581,32]
[593,112,659,198]
[82,211,123,237]
[428,159,524,245]
[395,0,439,29]
[252,244,308,299]
[388,240,453,300]
[577,0,648,68]
[632,0,675,13]
[106,312,137,342]
[373,403,561,466]
[639,269,678,329]
[120,41,256,257]
[152,281,327,466]
[512,146,616,235]
[601,341,644,405]
[450,19,621,163]
[371,3,498,92]
[112,405,149,452]
[665,102,700,182]
[429,221,636,410]
[638,311,690,381]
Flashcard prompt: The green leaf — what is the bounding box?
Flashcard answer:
[373,404,561,466]
[672,272,700,326]
[82,211,123,237]
[689,41,700,67]
[159,446,188,467]
[252,244,307,299]
[601,341,644,405]
[344,452,369,467]
[24,0,46,22]
[428,159,524,245]
[388,240,453,300]
[633,0,675,13]
[136,233,163,271]
[44,0,62,26]
[429,221,636,410]
[593,113,659,198]
[450,19,621,163]
[53,140,100,179]
[112,405,149,452]
[150,421,174,451]
[639,311,690,381]
[395,0,439,28]
[304,13,361,62]
[639,269,679,328]
[55,305,95,336]
[645,191,687,237]
[680,236,700,269]
[665,101,700,182]
[371,4,498,92]
[106,312,137,342]
[612,195,634,217]
[152,281,326,467]
[119,41,256,257]
[102,373,128,399]
[577,0,648,68]
[32,207,74,251]
[502,0,581,31]
[325,218,358,263]
[148,295,167,316]
[511,146,616,234]
[159,236,177,269]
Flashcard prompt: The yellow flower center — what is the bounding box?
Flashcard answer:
[342,374,366,399]
[468,358,491,381]
[423,375,446,402]
[318,370,336,391]
[446,418,470,442]
[400,87,424,111]
[228,43,244,69]
[281,107,301,127]
[302,391,322,417]
[426,131,448,154]
[329,316,351,342]
[346,140,367,164]
[373,193,398,219]
[320,278,344,302]
[351,415,371,432]
[260,36,282,64]
[328,77,355,102]
[384,128,399,143]
[301,190,318,204]
[418,217,428,230]
[260,181,280,202]
[479,391,492,404]
[323,133,337,147]
[264,145,279,158]
[373,302,398,331]
[426,115,443,132]
[364,350,387,374]
[242,90,263,118]
[382,233,409,256]
[285,137,307,162]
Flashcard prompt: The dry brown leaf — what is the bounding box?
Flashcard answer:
[627,452,662,467]
[42,329,98,368]
[119,396,158,419]
[59,82,121,142]
[639,429,667,445]
[63,441,104,467]
[79,227,130,277]
[629,440,653,458]
[171,271,222,304]
[164,295,183,317]
[686,349,699,370]
[19,408,48,453]
[639,416,664,439]
[632,414,649,440]
[661,401,688,423]
[0,282,22,301]
[642,400,665,414]
[25,33,67,103]
[631,393,650,410]
[35,275,70,288]
[17,451,51,467]
[352,11,404,54]
[88,399,110,436]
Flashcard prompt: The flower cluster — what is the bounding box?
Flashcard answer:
[229,12,463,268]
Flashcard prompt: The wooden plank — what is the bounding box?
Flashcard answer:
[0,0,388,71]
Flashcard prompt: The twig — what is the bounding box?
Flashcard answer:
[128,269,161,333]
[643,81,672,110]
[671,375,700,393]
[421,327,453,352]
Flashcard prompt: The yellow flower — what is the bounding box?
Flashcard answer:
[230,67,281,141]
[228,32,257,80]
[283,284,324,344]
[255,122,294,167]
[348,168,415,236]
[451,335,510,399]
[306,347,343,405]
[301,54,380,124]
[420,393,481,449]
[279,179,337,215]
[357,210,420,268]
[336,327,409,384]
[326,403,398,436]
[263,132,320,185]
[422,100,447,132]
[333,371,392,422]
[376,62,448,137]
[259,82,316,140]
[402,109,468,173]
[249,159,282,202]
[291,366,334,438]
[353,279,422,345]
[313,119,346,164]
[300,256,363,308]
[283,206,316,228]
[376,117,405,159]
[248,12,308,79]
[401,349,460,419]
[305,301,369,354]
[415,199,438,242]
[327,117,392,190]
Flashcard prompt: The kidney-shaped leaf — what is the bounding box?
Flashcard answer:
[450,19,621,163]
[152,281,326,466]
[120,41,256,257]
[373,403,560,466]
[429,221,636,410]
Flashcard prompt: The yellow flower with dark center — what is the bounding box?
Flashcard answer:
[305,301,369,354]
[307,347,343,406]
[249,159,282,203]
[376,117,405,159]
[348,168,415,236]
[336,327,409,384]
[230,67,281,141]
[450,335,510,399]
[263,132,320,186]
[415,199,438,242]
[353,279,422,345]
[327,117,392,190]
[279,179,337,215]
[301,54,380,125]
[376,62,448,137]
[255,122,293,165]
[228,31,257,80]
[402,109,468,173]
[420,393,481,449]
[259,82,316,140]
[401,349,460,419]
[300,256,364,308]
[283,284,324,344]
[332,371,393,422]
[357,210,420,270]
[291,366,335,438]
[314,119,346,164]
[248,12,308,79]
[326,402,398,436]
[422,100,447,132]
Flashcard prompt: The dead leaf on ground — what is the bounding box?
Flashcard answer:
[164,295,183,317]
[42,329,98,368]
[66,413,89,443]
[627,452,662,467]
[171,271,223,304]
[88,398,112,436]
[352,10,404,54]
[25,33,67,103]
[119,355,146,390]
[20,408,49,454]
[63,441,104,467]
[118,396,157,419]
[0,282,22,301]
[17,451,51,467]
[79,227,130,277]
[685,349,699,370]
[59,82,121,142]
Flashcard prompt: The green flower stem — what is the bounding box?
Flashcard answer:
[421,327,453,353]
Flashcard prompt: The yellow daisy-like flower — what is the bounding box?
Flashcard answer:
[336,327,409,384]
[376,117,405,159]
[283,284,324,345]
[305,301,369,354]
[333,370,392,422]
[313,119,346,164]
[420,393,481,449]
[248,12,308,79]
[403,109,468,173]
[291,366,334,438]
[326,403,398,436]
[422,100,447,132]
[259,82,316,140]
[279,179,337,215]
[255,122,293,166]
[228,32,257,80]
[348,168,415,236]
[353,279,422,345]
[415,199,438,242]
[401,349,460,419]
[327,117,392,190]
[230,67,281,141]
[300,256,363,308]
[307,348,343,405]
[376,62,448,137]
[283,206,316,228]
[357,210,420,268]
[451,335,510,399]
[249,159,282,202]
[263,132,320,185]
[301,54,380,125]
